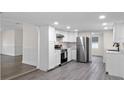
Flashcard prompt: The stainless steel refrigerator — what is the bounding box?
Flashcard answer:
[76,37,90,62]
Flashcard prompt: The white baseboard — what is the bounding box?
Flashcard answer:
[1,53,22,56]
[22,60,37,67]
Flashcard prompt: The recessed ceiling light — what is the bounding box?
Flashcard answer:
[99,15,106,19]
[54,21,59,25]
[74,29,78,31]
[66,26,71,29]
[102,23,107,26]
[104,27,108,30]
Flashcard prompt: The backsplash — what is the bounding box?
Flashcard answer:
[62,42,76,49]
[55,38,76,49]
[55,38,63,45]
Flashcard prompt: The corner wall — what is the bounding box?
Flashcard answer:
[15,25,23,56]
[92,33,104,56]
[22,23,38,66]
[2,26,23,56]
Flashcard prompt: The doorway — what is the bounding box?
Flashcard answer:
[91,32,104,57]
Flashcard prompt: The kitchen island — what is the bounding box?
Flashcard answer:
[104,50,124,78]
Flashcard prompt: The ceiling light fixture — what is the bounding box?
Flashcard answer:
[66,26,71,29]
[104,27,108,30]
[99,15,106,19]
[74,29,78,31]
[54,21,59,25]
[102,23,107,26]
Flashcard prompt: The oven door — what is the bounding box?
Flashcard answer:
[61,50,68,64]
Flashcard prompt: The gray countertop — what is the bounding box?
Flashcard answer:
[105,50,124,55]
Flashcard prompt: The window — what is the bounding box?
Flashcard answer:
[92,37,99,48]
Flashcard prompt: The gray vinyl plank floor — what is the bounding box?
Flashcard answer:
[13,56,124,80]
[1,54,36,80]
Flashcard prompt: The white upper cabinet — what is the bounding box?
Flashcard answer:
[49,26,56,42]
[113,23,124,42]
[55,30,78,42]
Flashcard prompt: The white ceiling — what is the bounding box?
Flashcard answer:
[2,12,124,31]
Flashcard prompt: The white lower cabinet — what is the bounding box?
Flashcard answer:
[49,43,77,70]
[49,42,56,69]
[71,49,76,60]
[55,50,61,66]
[105,53,124,78]
[67,48,72,61]
[49,42,61,70]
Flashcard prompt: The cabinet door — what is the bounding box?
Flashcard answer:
[49,26,56,42]
[106,54,124,77]
[49,42,55,69]
[71,49,76,60]
[67,48,72,61]
[118,55,124,77]
[55,50,61,66]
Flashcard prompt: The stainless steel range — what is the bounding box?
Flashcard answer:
[61,49,68,64]
[54,45,68,64]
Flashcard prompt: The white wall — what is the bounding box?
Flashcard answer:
[15,25,23,56]
[104,30,124,52]
[2,25,23,56]
[2,30,16,56]
[103,31,115,51]
[37,26,49,71]
[22,23,38,66]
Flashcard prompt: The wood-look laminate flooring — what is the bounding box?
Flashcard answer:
[1,54,36,80]
[14,56,124,80]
